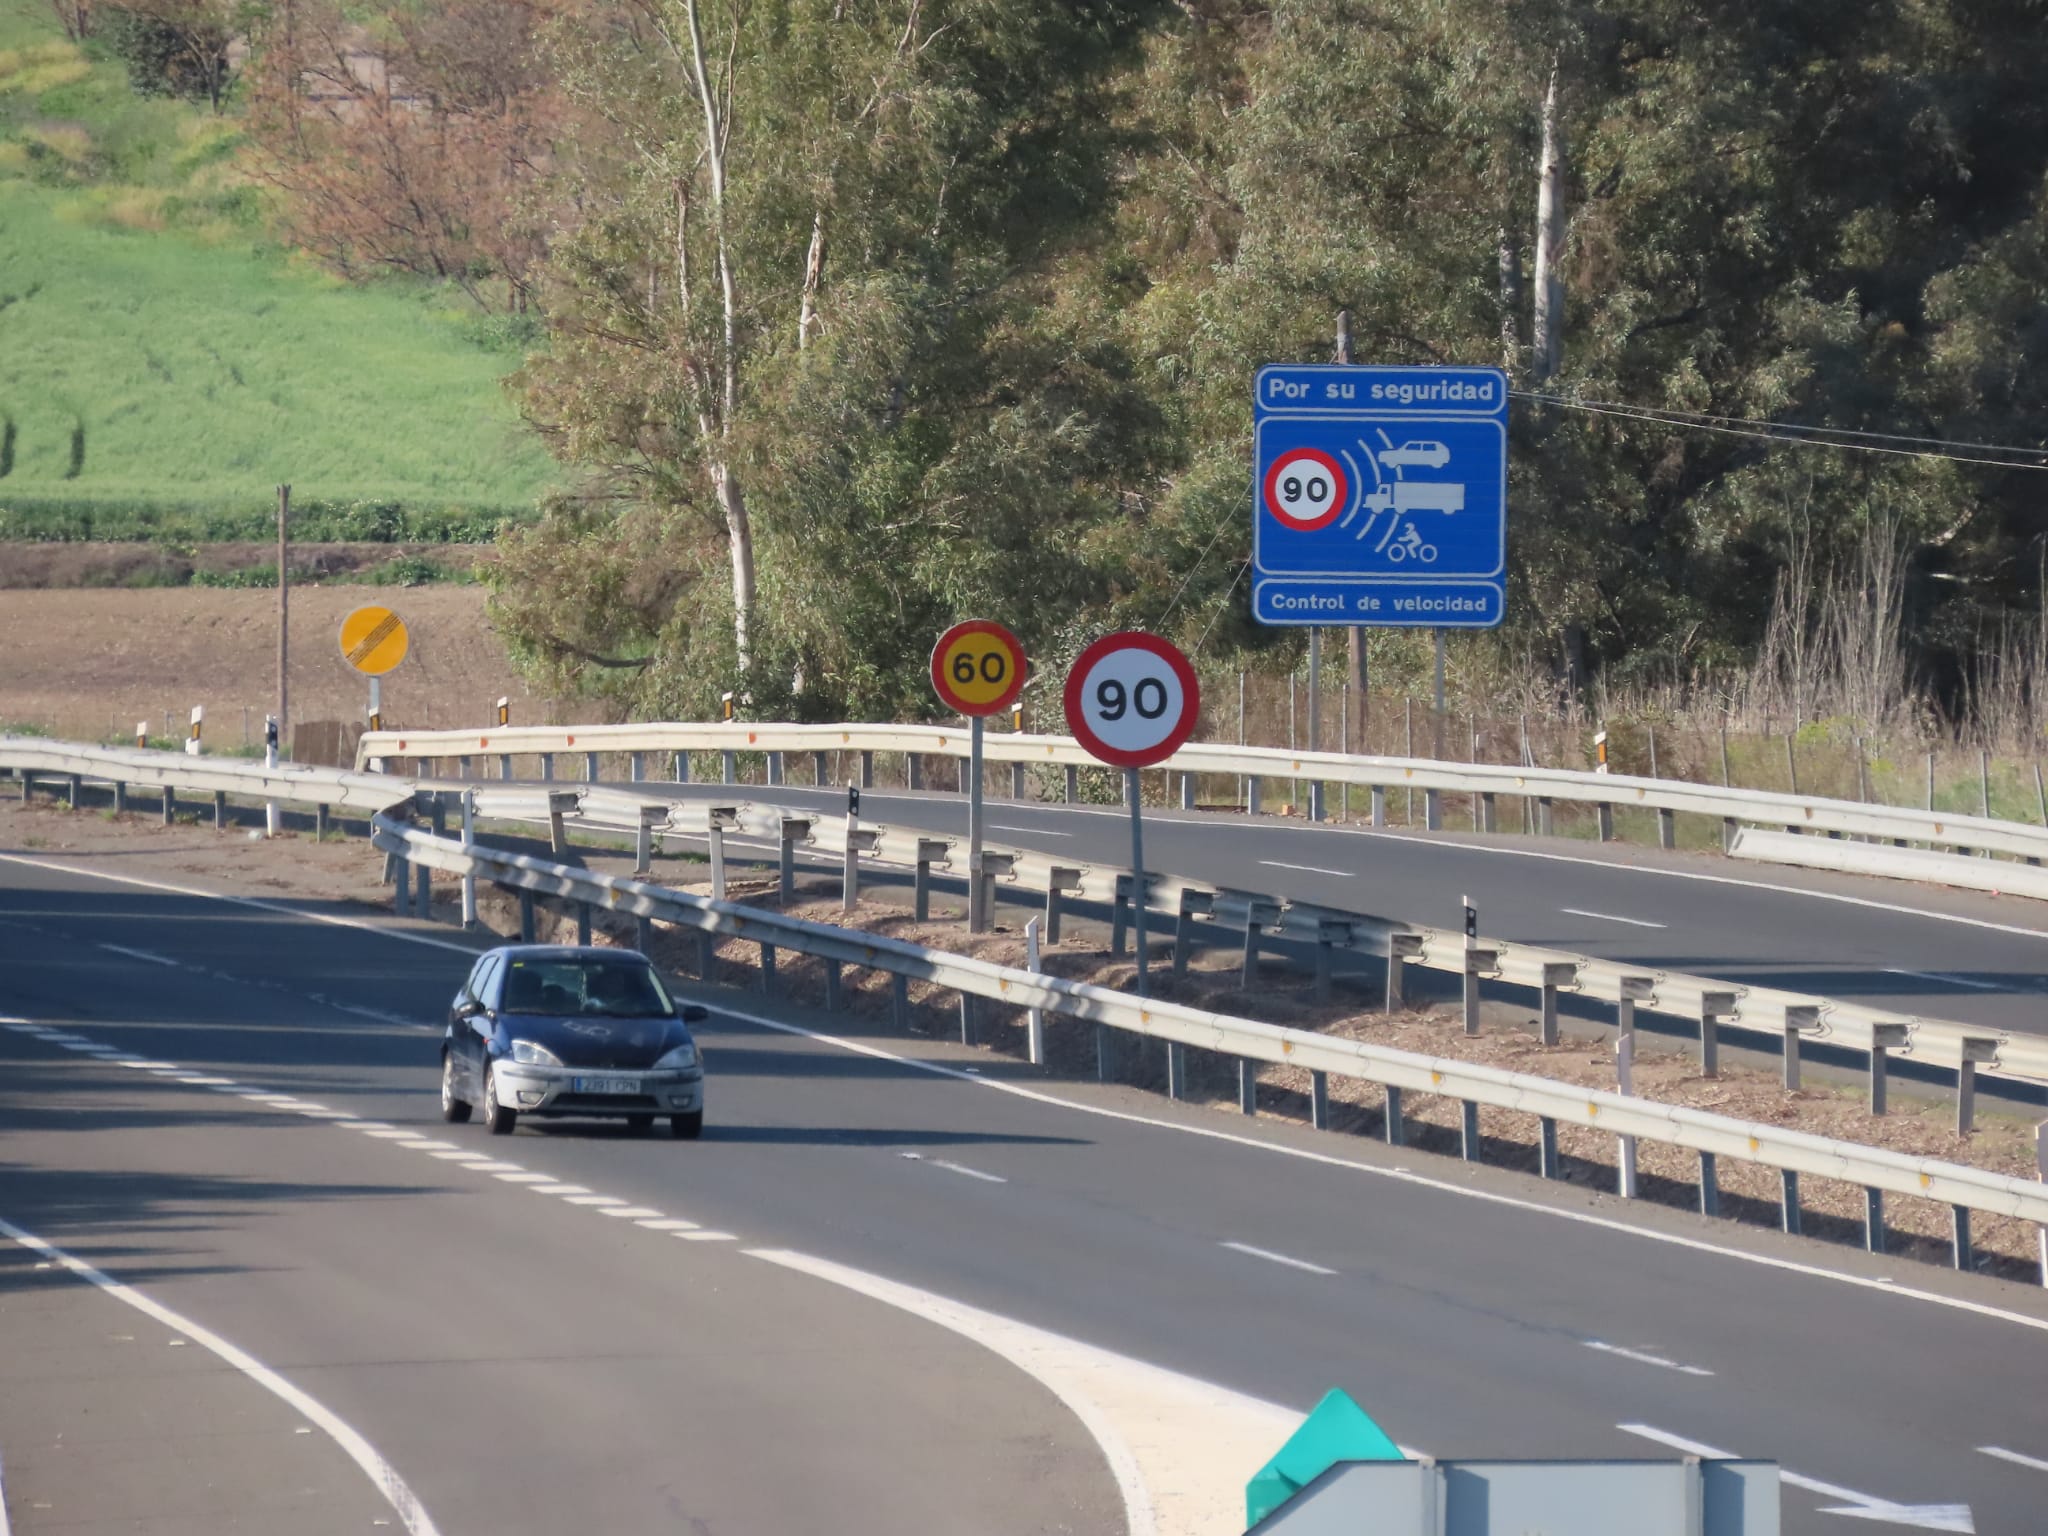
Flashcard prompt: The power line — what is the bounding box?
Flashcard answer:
[1513,390,2048,472]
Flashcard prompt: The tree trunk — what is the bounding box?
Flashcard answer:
[798,209,825,349]
[714,463,755,670]
[1531,61,1566,383]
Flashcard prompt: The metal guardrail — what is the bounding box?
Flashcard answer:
[1732,826,2048,900]
[368,812,2048,1279]
[5,737,2044,1278]
[354,719,2048,865]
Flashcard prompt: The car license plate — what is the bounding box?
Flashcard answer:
[574,1076,640,1095]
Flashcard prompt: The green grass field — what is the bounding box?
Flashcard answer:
[0,0,557,524]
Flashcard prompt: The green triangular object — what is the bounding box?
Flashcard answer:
[1245,1389,1406,1528]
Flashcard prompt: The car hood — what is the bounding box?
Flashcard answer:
[502,1015,692,1071]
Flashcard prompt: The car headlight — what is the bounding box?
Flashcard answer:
[654,1041,698,1071]
[509,1039,562,1067]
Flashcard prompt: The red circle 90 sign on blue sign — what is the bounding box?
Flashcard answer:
[1063,632,1201,769]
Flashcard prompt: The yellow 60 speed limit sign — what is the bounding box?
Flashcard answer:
[930,620,1028,717]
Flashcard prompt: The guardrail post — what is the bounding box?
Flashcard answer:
[393,855,411,916]
[1537,796,1554,836]
[1248,775,1262,816]
[498,753,513,780]
[629,751,645,783]
[64,774,79,809]
[707,809,734,900]
[628,909,651,953]
[113,780,128,813]
[1869,1021,1910,1116]
[722,749,737,784]
[429,793,447,838]
[914,837,949,921]
[908,754,924,791]
[1462,947,1498,1035]
[1239,900,1279,988]
[1111,874,1130,956]
[1025,917,1046,1066]
[1615,1034,1638,1198]
[1865,1188,1885,1254]
[414,860,430,919]
[1537,1117,1559,1178]
[1310,1071,1329,1130]
[458,795,478,926]
[162,786,176,825]
[1951,1205,1972,1270]
[1364,784,1383,826]
[1385,931,1422,1011]
[541,753,555,782]
[1096,1019,1113,1083]
[823,958,842,1011]
[1956,1038,1997,1134]
[1172,889,1212,980]
[635,805,664,875]
[1456,1100,1479,1161]
[1698,990,1737,1077]
[1383,1084,1404,1145]
[547,790,574,855]
[811,750,827,784]
[1310,780,1326,822]
[959,993,975,1046]
[576,901,592,945]
[1782,1004,1818,1089]
[779,816,809,904]
[1064,763,1079,803]
[316,803,330,841]
[1314,922,1340,1002]
[1538,961,1575,1045]
[1479,792,1497,833]
[583,750,600,781]
[1657,807,1676,850]
[1044,866,1079,943]
[891,971,910,1029]
[861,750,875,788]
[760,942,776,994]
[1424,787,1442,831]
[1781,1170,1802,1234]
[1167,1041,1187,1100]
[1699,1152,1719,1216]
[1181,773,1196,811]
[767,751,785,786]
[1597,802,1615,841]
[674,751,690,783]
[519,890,536,942]
[213,790,227,829]
[17,771,32,803]
[973,852,1014,934]
[1239,1059,1257,1116]
[1011,762,1027,800]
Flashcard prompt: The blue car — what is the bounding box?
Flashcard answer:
[442,945,707,1139]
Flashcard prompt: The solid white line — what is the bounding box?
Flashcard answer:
[1258,859,1352,878]
[1560,907,1668,929]
[1221,1241,1337,1277]
[1977,1445,2048,1474]
[1583,1340,1712,1377]
[715,1002,2048,1337]
[96,942,179,967]
[990,824,1071,837]
[0,1214,441,1536]
[931,1159,1007,1184]
[1886,967,2004,992]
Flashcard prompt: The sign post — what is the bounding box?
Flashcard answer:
[1252,365,1508,628]
[338,605,410,731]
[1063,632,1201,997]
[931,620,1028,933]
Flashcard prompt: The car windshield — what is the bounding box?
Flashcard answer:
[500,959,673,1018]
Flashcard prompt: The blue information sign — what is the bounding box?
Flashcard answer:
[1252,364,1508,627]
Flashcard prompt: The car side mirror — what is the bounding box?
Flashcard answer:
[454,998,483,1020]
[679,1004,709,1024]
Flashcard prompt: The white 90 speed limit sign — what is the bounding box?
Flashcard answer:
[1062,631,1202,769]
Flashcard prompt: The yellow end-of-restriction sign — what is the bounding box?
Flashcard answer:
[931,620,1028,718]
[339,604,410,676]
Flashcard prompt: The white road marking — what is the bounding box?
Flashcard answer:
[427,1150,488,1161]
[1258,859,1352,878]
[600,1206,666,1220]
[1977,1445,2048,1474]
[1617,1424,1973,1531]
[679,1231,735,1242]
[990,824,1072,837]
[0,1214,442,1536]
[931,1159,1007,1184]
[495,1171,552,1183]
[634,1218,701,1231]
[1583,1340,1713,1376]
[96,943,179,967]
[1884,968,2003,992]
[461,1160,524,1173]
[177,1076,232,1085]
[530,1183,590,1196]
[361,1128,423,1139]
[405,1139,459,1151]
[718,1002,2048,1338]
[1560,907,1668,929]
[561,1195,627,1207]
[1221,1241,1337,1277]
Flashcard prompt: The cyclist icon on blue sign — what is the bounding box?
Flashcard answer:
[1341,429,1464,559]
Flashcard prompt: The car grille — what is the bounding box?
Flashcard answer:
[550,1092,660,1111]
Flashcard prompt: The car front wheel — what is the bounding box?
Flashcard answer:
[670,1111,703,1140]
[440,1051,472,1124]
[482,1063,518,1136]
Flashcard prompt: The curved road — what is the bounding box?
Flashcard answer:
[2,844,2047,1533]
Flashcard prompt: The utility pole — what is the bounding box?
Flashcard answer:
[1337,309,1365,750]
[277,484,290,757]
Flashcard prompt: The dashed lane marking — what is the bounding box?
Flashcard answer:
[1220,1241,1337,1277]
[1560,907,1668,929]
[1583,1340,1713,1377]
[1977,1445,2048,1474]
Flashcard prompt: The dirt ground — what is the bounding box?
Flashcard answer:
[0,585,553,745]
[5,785,2041,1284]
[0,541,494,589]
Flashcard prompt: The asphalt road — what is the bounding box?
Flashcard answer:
[3,850,2047,1534]
[624,780,2048,1038]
